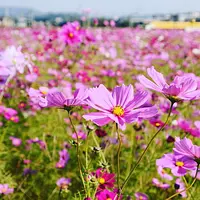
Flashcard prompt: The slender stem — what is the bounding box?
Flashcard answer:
[68,112,87,196]
[165,164,199,200]
[116,123,122,190]
[58,188,62,200]
[120,102,174,194]
[92,130,110,172]
[182,176,195,200]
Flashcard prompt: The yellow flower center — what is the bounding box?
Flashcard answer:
[113,106,124,117]
[41,90,48,95]
[107,198,112,200]
[1,188,7,193]
[98,177,105,184]
[139,196,144,200]
[10,117,15,121]
[161,169,166,174]
[69,33,74,38]
[155,122,160,127]
[176,161,184,167]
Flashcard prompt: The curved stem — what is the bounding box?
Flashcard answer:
[165,164,199,200]
[68,112,87,196]
[116,123,122,190]
[120,102,174,194]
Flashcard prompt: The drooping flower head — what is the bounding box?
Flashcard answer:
[138,66,200,102]
[83,84,158,130]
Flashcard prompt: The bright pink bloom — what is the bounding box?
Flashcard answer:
[138,66,200,101]
[93,168,115,191]
[59,21,82,45]
[83,84,157,130]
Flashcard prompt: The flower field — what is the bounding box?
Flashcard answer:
[1,22,200,200]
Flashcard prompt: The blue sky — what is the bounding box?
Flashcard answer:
[1,0,200,16]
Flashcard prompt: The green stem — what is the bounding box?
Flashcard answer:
[165,164,199,200]
[182,176,195,200]
[68,112,87,196]
[92,130,110,172]
[120,102,174,194]
[116,123,122,190]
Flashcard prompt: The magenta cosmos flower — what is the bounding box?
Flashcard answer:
[93,168,116,191]
[96,189,118,200]
[59,21,82,45]
[138,66,200,101]
[46,88,88,108]
[156,153,196,176]
[83,84,157,130]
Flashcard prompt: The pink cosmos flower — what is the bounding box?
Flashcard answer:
[0,46,32,78]
[56,177,71,189]
[28,87,49,107]
[47,88,88,108]
[0,184,14,195]
[138,66,200,101]
[173,137,200,161]
[83,84,158,130]
[152,178,170,189]
[135,192,148,200]
[157,166,173,181]
[9,136,22,147]
[56,149,70,169]
[59,21,82,45]
[156,153,196,176]
[72,131,87,140]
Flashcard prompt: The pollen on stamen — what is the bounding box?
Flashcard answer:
[113,106,124,117]
[176,161,184,167]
